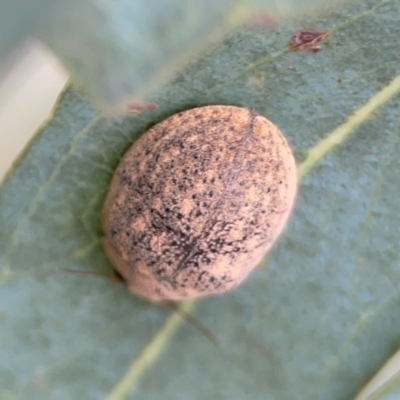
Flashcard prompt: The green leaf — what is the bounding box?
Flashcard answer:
[353,347,400,400]
[1,0,400,399]
[0,0,51,63]
[0,0,353,110]
[31,0,352,111]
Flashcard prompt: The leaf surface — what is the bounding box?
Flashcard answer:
[33,0,354,110]
[1,0,400,399]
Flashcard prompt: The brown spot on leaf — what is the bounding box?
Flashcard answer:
[289,29,328,53]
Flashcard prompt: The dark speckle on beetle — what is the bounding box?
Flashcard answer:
[102,105,297,302]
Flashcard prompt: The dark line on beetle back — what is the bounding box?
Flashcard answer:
[169,110,258,280]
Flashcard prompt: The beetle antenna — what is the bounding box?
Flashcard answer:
[161,301,220,347]
[60,268,124,283]
[61,268,219,346]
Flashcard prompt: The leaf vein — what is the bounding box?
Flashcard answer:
[1,116,101,277]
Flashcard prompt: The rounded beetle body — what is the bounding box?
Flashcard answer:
[102,106,297,302]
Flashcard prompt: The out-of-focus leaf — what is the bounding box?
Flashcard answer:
[0,0,354,111]
[1,0,400,399]
[0,0,51,71]
[36,0,354,111]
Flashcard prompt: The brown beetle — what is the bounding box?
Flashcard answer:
[102,106,297,302]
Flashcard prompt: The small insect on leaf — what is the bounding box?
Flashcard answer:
[102,106,297,303]
[289,29,329,53]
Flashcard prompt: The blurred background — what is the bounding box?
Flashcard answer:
[0,41,68,178]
